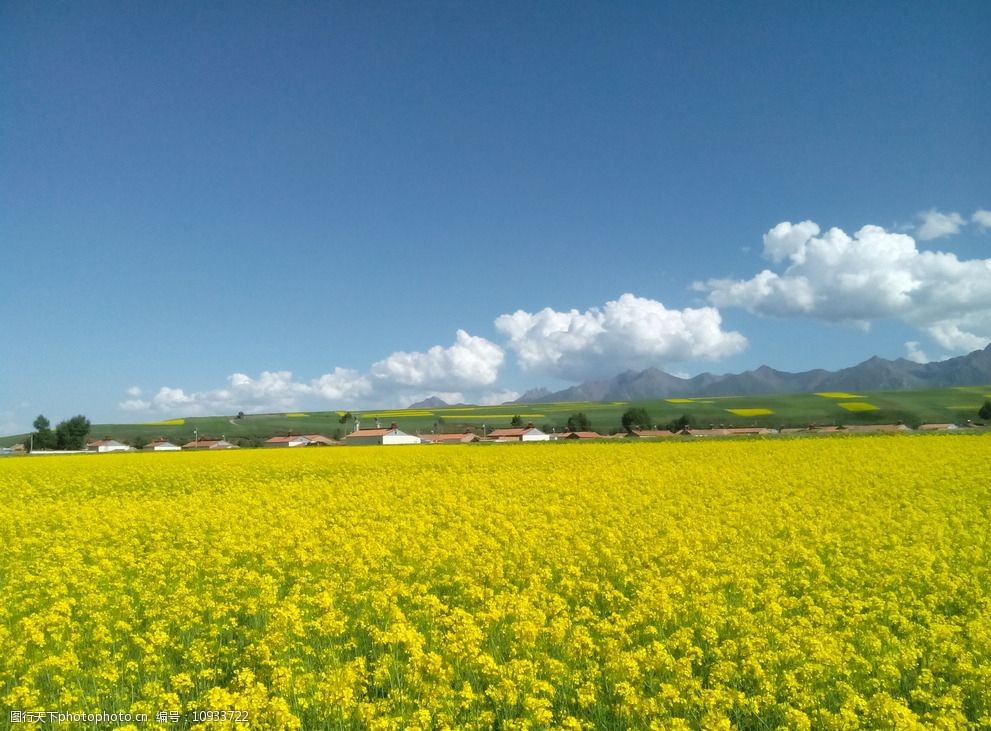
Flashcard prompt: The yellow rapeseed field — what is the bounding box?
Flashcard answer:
[837,403,880,412]
[1,437,990,730]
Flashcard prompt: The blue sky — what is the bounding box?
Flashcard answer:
[2,1,990,432]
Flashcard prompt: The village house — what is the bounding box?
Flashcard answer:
[181,438,238,450]
[557,430,604,440]
[265,435,312,448]
[667,427,775,437]
[86,438,132,453]
[625,429,675,438]
[779,425,845,434]
[346,425,421,445]
[722,427,776,436]
[418,432,480,444]
[144,439,181,451]
[842,423,912,434]
[303,434,338,446]
[487,424,550,442]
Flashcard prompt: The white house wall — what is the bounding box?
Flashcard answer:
[382,434,421,445]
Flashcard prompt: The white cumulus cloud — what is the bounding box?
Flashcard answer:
[701,220,991,353]
[973,209,991,230]
[150,386,202,413]
[308,368,375,401]
[118,330,503,417]
[123,369,374,416]
[478,389,521,406]
[494,293,747,380]
[916,209,965,240]
[904,341,930,364]
[371,329,503,390]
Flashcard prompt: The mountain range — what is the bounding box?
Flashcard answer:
[511,343,991,403]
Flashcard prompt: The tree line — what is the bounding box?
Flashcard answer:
[28,414,91,451]
[504,408,688,434]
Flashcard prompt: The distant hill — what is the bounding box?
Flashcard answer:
[408,396,451,408]
[515,343,991,402]
[509,387,551,404]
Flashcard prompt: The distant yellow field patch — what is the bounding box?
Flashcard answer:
[144,418,185,426]
[838,402,879,412]
[727,408,774,416]
[666,398,695,403]
[816,392,863,399]
[285,413,308,418]
[364,410,434,418]
[451,414,545,420]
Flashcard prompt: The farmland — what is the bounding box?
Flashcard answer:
[2,436,990,728]
[2,384,989,448]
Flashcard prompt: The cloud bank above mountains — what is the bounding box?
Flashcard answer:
[121,209,990,415]
[700,216,991,352]
[120,295,743,415]
[494,293,746,381]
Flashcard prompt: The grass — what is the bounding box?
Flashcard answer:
[1,384,989,448]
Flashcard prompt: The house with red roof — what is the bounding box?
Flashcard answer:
[558,431,604,440]
[419,432,480,444]
[303,434,338,445]
[345,426,421,445]
[487,424,549,442]
[265,435,312,448]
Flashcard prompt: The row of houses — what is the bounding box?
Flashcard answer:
[85,437,242,453]
[624,422,966,437]
[334,425,553,444]
[75,420,969,454]
[81,424,556,452]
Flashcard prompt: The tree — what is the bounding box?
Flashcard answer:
[621,407,650,433]
[54,415,91,450]
[510,414,524,428]
[979,400,991,420]
[667,414,691,432]
[338,412,357,433]
[31,415,56,451]
[566,412,591,432]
